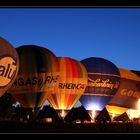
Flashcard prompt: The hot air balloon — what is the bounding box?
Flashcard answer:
[47,57,88,119]
[105,105,128,120]
[0,36,19,97]
[8,45,59,118]
[107,68,140,119]
[79,57,120,121]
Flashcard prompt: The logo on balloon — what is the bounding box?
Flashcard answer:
[0,56,17,87]
[57,77,87,93]
[88,78,120,89]
[10,73,59,93]
[59,82,86,89]
[120,88,140,98]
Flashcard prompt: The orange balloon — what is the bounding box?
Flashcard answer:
[47,57,88,118]
[108,68,140,110]
[0,37,19,97]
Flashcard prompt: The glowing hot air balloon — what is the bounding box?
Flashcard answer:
[105,105,128,120]
[107,68,140,119]
[0,36,19,97]
[108,68,140,109]
[9,45,59,115]
[47,57,88,119]
[79,57,120,121]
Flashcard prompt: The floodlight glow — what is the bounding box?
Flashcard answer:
[111,113,115,121]
[87,103,101,111]
[60,110,66,119]
[91,109,96,121]
[127,109,140,119]
[138,98,140,110]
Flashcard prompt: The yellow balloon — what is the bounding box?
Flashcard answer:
[47,57,88,118]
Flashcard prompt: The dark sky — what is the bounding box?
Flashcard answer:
[0,8,140,71]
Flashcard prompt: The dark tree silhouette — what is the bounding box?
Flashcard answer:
[37,105,59,122]
[0,92,17,119]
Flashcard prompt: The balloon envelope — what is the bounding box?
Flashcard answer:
[79,57,120,112]
[47,57,88,118]
[108,68,140,109]
[9,45,59,110]
[0,37,19,97]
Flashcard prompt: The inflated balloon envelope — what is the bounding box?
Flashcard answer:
[8,45,59,118]
[79,57,121,121]
[0,37,19,97]
[107,68,140,117]
[47,57,88,120]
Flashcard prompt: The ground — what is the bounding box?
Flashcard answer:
[0,120,139,134]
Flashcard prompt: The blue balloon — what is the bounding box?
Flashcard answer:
[79,57,120,111]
